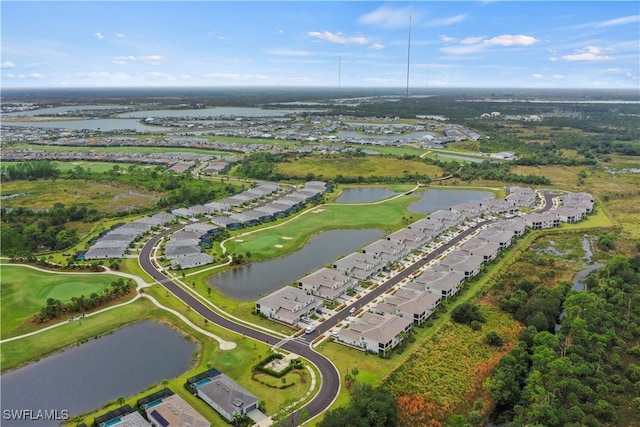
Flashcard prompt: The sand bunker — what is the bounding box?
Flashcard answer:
[274,244,284,248]
[234,239,244,242]
[281,236,293,240]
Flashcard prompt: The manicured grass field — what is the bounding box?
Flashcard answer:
[0,179,160,213]
[276,156,444,179]
[0,265,125,339]
[225,194,421,261]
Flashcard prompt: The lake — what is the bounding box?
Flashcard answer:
[208,228,384,300]
[119,107,304,118]
[408,189,495,214]
[335,187,398,203]
[5,119,170,132]
[0,321,196,426]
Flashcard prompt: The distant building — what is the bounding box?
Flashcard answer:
[138,388,210,427]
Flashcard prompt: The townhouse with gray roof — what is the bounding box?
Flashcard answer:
[362,239,410,265]
[386,228,431,249]
[332,252,384,281]
[409,269,466,298]
[255,287,322,325]
[505,185,537,208]
[297,267,357,301]
[494,217,527,236]
[427,209,465,228]
[372,288,441,325]
[476,227,514,248]
[524,211,560,230]
[407,217,446,236]
[459,238,502,262]
[335,312,413,356]
[171,253,214,270]
[435,252,485,279]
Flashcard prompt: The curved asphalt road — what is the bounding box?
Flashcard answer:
[139,190,556,422]
[139,229,339,422]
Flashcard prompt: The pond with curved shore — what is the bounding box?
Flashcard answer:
[408,189,495,214]
[208,228,384,300]
[0,321,197,426]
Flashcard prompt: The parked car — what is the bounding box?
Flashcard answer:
[305,325,316,334]
[349,307,356,314]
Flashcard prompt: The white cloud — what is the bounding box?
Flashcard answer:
[561,46,613,61]
[278,30,284,34]
[201,73,269,83]
[596,15,640,27]
[426,14,468,27]
[5,73,15,78]
[358,6,413,29]
[439,43,486,55]
[72,72,131,80]
[94,32,104,40]
[112,55,136,65]
[141,72,177,81]
[138,55,168,65]
[484,34,538,46]
[533,73,544,79]
[460,37,484,45]
[439,35,456,43]
[116,33,126,38]
[177,74,193,81]
[1,61,16,69]
[552,74,565,79]
[439,33,538,55]
[266,49,312,56]
[370,43,384,50]
[308,31,368,45]
[25,63,44,69]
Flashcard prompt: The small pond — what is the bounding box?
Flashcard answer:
[335,187,398,203]
[0,321,196,426]
[209,228,384,300]
[407,189,495,214]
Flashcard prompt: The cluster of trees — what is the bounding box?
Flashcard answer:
[498,280,569,332]
[488,254,640,425]
[454,161,551,185]
[34,278,134,323]
[1,160,60,181]
[0,203,103,256]
[318,383,398,427]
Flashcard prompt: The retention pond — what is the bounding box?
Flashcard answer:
[209,228,384,300]
[0,321,196,426]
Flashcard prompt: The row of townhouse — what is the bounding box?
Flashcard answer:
[165,222,223,270]
[256,188,594,355]
[83,212,175,260]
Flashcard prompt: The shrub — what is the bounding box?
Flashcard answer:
[451,302,486,325]
[486,331,504,347]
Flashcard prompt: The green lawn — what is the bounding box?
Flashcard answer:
[0,265,125,339]
[225,195,422,261]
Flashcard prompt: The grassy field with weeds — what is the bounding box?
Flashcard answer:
[276,156,444,180]
[0,179,160,213]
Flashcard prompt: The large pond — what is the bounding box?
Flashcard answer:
[335,187,398,203]
[5,119,170,132]
[209,228,384,300]
[119,107,304,118]
[407,189,495,214]
[0,321,196,426]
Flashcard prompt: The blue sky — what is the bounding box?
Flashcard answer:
[1,1,638,89]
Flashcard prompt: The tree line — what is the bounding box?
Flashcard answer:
[34,278,134,323]
[487,253,640,425]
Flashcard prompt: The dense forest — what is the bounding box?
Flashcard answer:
[488,254,640,426]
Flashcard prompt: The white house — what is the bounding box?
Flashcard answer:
[256,287,322,325]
